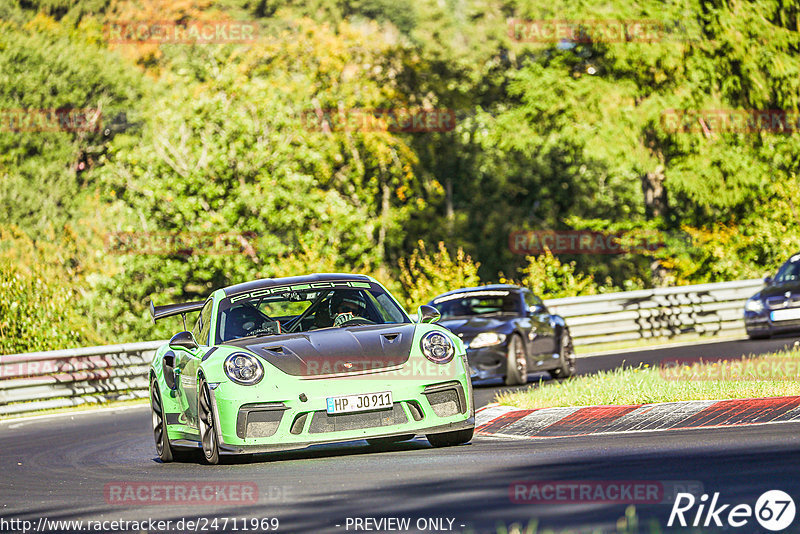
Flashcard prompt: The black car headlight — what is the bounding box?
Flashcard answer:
[224,353,264,385]
[745,299,764,313]
[421,331,455,364]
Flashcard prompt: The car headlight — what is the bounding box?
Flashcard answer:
[224,353,264,385]
[745,299,764,313]
[469,332,507,349]
[421,331,455,364]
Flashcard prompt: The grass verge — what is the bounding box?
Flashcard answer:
[496,348,800,409]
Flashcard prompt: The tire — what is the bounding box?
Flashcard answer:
[198,378,220,465]
[151,377,175,462]
[366,434,415,446]
[504,334,527,386]
[152,377,198,463]
[747,331,770,340]
[549,329,575,379]
[426,428,474,448]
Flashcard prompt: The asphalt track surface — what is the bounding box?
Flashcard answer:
[2,336,800,534]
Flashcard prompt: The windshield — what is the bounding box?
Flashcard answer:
[431,290,519,318]
[216,282,408,342]
[774,258,800,283]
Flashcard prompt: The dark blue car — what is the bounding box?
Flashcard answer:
[427,285,575,385]
[745,253,800,339]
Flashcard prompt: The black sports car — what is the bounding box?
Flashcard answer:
[427,285,575,385]
[745,253,800,339]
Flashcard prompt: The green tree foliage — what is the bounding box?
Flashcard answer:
[397,241,481,310]
[0,226,104,353]
[2,0,800,353]
[0,16,144,238]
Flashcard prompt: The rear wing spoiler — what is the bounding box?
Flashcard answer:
[149,300,206,326]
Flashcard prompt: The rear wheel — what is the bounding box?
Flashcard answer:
[549,329,575,379]
[198,378,220,465]
[504,334,527,386]
[426,428,474,448]
[366,434,415,446]
[151,377,174,462]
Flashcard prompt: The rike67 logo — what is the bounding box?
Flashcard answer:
[669,490,795,531]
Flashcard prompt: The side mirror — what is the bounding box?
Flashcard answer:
[764,275,773,285]
[417,305,441,324]
[169,331,198,351]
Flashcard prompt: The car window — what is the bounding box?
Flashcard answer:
[191,309,203,342]
[523,290,545,311]
[198,300,213,345]
[432,290,518,318]
[774,258,800,283]
[216,283,409,342]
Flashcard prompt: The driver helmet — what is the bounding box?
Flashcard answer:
[329,290,367,319]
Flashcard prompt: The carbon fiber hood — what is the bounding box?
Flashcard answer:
[223,323,416,376]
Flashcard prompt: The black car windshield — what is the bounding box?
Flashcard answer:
[216,283,408,342]
[432,290,519,318]
[774,258,800,283]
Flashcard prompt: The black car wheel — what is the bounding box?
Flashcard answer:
[198,378,220,465]
[151,376,196,463]
[504,334,527,386]
[151,377,175,462]
[549,329,575,379]
[426,428,474,448]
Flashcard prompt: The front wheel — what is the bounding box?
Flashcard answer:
[549,329,575,379]
[426,428,474,448]
[504,334,527,386]
[198,378,220,465]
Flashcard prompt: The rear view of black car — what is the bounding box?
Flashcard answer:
[745,253,800,339]
[427,285,575,385]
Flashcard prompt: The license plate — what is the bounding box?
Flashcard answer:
[326,391,393,414]
[771,308,800,321]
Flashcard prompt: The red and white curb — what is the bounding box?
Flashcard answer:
[475,396,800,438]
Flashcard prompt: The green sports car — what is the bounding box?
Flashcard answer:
[148,273,474,464]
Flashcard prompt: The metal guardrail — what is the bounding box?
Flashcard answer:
[0,278,765,416]
[0,341,166,417]
[544,278,764,346]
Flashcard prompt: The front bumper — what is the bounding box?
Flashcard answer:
[200,371,474,454]
[465,344,508,380]
[745,309,800,337]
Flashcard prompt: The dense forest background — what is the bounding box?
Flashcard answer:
[1,0,798,353]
